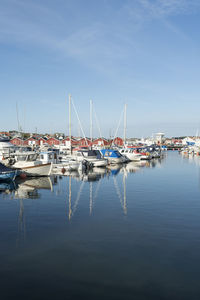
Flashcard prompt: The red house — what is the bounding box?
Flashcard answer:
[92,138,110,147]
[63,137,80,147]
[112,137,124,147]
[38,138,48,146]
[47,137,60,146]
[10,137,24,146]
[23,137,39,146]
[77,138,91,147]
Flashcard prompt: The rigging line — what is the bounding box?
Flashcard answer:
[89,181,93,215]
[113,175,127,215]
[91,179,101,214]
[113,176,123,209]
[71,98,89,147]
[112,106,124,146]
[16,102,20,133]
[93,105,104,142]
[71,181,85,218]
[94,179,101,200]
[123,172,127,215]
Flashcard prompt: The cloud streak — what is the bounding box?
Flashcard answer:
[0,0,200,80]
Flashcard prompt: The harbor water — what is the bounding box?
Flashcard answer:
[1,151,200,300]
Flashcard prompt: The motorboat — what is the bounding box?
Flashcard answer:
[119,148,142,161]
[11,151,52,176]
[38,151,79,172]
[71,149,108,167]
[100,149,127,164]
[0,137,16,162]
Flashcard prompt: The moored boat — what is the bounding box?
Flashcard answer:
[100,149,127,164]
[0,162,17,181]
[119,148,142,161]
[11,152,52,176]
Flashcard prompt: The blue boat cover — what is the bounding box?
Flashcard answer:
[101,149,121,158]
[0,162,15,173]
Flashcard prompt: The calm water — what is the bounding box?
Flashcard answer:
[1,151,200,300]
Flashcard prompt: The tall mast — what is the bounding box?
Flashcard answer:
[69,94,72,155]
[124,103,127,147]
[90,99,93,149]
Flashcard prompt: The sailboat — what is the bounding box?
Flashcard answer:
[68,98,108,167]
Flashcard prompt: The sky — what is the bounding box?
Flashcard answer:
[1,0,200,138]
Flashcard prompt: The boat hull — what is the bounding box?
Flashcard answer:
[0,170,17,181]
[18,163,52,177]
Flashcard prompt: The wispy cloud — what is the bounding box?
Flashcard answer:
[0,0,200,78]
[135,0,200,18]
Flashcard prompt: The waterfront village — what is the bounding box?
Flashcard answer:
[0,130,196,148]
[0,129,199,181]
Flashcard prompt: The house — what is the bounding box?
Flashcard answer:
[23,137,39,146]
[92,138,110,147]
[62,137,80,147]
[77,137,91,147]
[10,137,24,146]
[112,137,124,147]
[38,137,48,146]
[46,137,60,146]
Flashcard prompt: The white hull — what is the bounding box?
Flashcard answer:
[106,157,125,164]
[140,155,152,160]
[90,159,108,167]
[124,153,142,161]
[70,154,108,167]
[53,162,80,172]
[16,163,52,176]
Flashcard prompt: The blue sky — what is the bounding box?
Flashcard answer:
[1,0,200,138]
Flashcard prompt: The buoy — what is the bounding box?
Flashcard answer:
[20,173,27,179]
[61,167,66,174]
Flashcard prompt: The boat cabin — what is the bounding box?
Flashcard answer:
[39,151,58,164]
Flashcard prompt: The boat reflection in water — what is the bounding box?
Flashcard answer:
[0,180,17,195]
[0,154,166,199]
[14,176,54,199]
[66,164,128,220]
[0,155,166,228]
[64,155,166,220]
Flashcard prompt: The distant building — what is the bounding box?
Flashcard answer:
[92,138,110,147]
[112,137,124,147]
[155,133,165,144]
[47,137,60,146]
[10,137,24,146]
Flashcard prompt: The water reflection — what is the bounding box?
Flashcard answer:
[2,152,200,300]
[0,155,166,198]
[0,155,166,223]
[0,181,17,194]
[14,177,53,199]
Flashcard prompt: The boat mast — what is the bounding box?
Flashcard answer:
[90,99,93,149]
[124,104,127,147]
[69,94,72,155]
